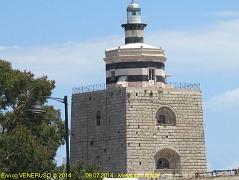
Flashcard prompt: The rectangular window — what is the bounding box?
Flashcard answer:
[148,68,155,80]
[96,111,101,126]
[111,71,115,81]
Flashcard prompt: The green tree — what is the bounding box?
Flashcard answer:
[0,60,65,172]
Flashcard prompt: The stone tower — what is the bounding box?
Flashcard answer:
[71,0,207,178]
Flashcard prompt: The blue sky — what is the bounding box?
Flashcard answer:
[1,0,239,170]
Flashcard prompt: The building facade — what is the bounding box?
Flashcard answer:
[71,0,207,177]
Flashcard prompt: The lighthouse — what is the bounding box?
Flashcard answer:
[71,1,207,177]
[105,0,167,88]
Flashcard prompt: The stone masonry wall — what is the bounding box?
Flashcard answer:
[70,87,127,173]
[71,86,207,177]
[125,87,207,177]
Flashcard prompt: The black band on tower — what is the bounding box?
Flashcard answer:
[106,61,165,71]
[121,23,147,30]
[125,37,143,44]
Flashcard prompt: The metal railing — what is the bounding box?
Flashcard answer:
[72,82,201,94]
[72,83,107,94]
[168,82,200,91]
[195,169,239,178]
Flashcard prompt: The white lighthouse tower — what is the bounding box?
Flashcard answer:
[122,0,147,44]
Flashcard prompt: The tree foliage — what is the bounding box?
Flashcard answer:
[0,60,65,172]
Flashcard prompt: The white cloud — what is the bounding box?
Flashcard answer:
[0,46,20,51]
[0,47,7,51]
[215,11,239,18]
[205,87,239,110]
[0,36,122,86]
[1,18,239,86]
[147,18,239,71]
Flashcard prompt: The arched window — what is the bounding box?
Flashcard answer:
[157,158,170,169]
[96,111,101,126]
[154,148,181,170]
[156,106,176,126]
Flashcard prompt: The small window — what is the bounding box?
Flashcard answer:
[148,68,155,80]
[157,158,169,169]
[150,91,153,97]
[156,107,176,126]
[111,71,115,81]
[96,111,101,126]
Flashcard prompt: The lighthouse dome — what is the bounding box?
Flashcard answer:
[127,1,140,11]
